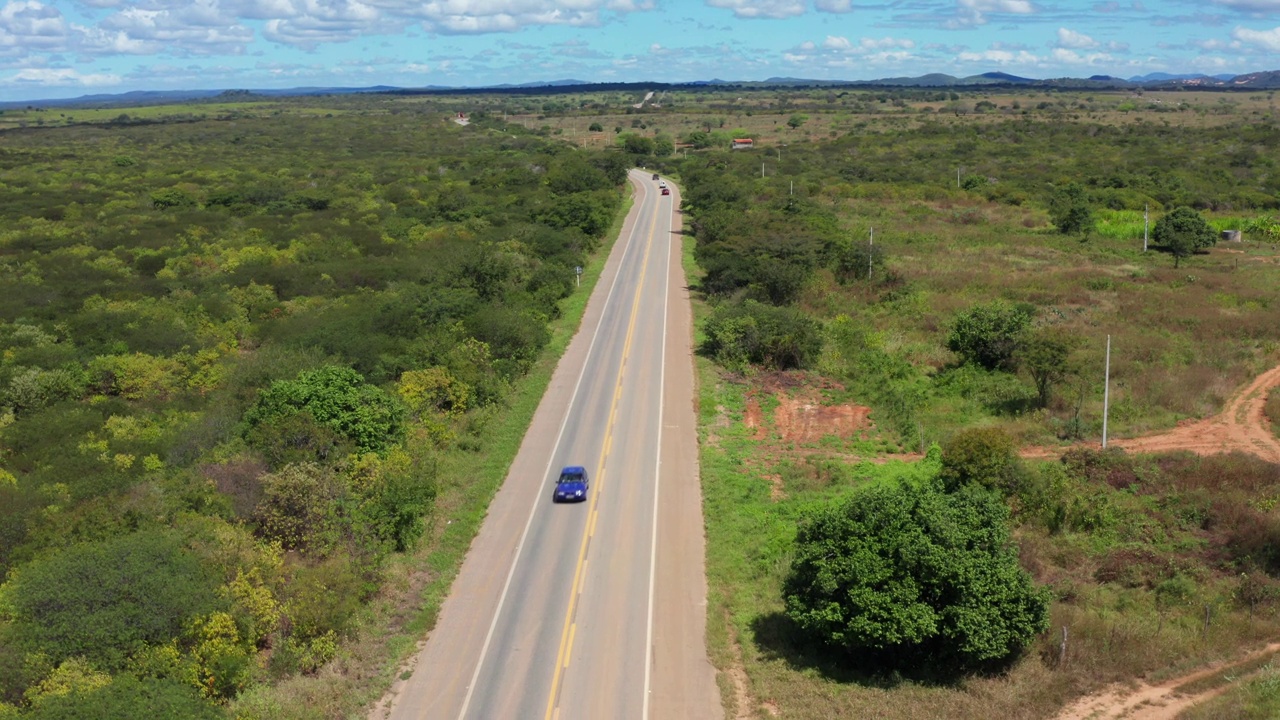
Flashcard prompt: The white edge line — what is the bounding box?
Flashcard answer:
[456,171,649,720]
[642,183,672,720]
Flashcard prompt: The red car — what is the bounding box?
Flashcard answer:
[661,187,670,196]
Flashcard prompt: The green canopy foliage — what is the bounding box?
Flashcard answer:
[783,481,1049,672]
[1048,182,1096,235]
[26,675,220,720]
[703,300,824,370]
[243,366,406,455]
[1153,206,1218,267]
[939,426,1023,494]
[946,301,1033,371]
[3,531,221,670]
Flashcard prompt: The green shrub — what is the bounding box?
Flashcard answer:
[939,426,1022,494]
[26,675,219,720]
[784,481,1049,672]
[946,300,1032,371]
[252,463,344,551]
[703,300,824,370]
[4,530,220,670]
[243,365,406,455]
[1048,182,1095,235]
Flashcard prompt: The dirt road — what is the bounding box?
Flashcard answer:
[1025,362,1280,462]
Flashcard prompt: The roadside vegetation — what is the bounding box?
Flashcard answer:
[0,99,627,717]
[645,88,1280,718]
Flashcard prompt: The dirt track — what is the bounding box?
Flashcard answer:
[1025,362,1280,463]
[1053,642,1280,720]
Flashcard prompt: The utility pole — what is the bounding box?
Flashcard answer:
[1143,204,1150,252]
[957,167,961,188]
[1102,334,1111,449]
[790,180,794,196]
[868,227,874,280]
[761,162,765,179]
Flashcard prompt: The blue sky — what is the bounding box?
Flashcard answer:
[2,1,1279,101]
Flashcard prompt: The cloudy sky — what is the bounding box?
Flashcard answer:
[2,0,1279,101]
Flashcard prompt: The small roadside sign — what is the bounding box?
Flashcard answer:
[575,266,582,287]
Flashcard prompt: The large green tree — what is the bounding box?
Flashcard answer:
[784,482,1049,672]
[1154,206,1217,267]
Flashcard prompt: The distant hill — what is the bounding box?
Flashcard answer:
[1127,72,1233,83]
[5,68,1279,108]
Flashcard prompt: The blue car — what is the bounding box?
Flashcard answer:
[553,466,590,503]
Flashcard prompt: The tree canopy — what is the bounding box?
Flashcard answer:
[1153,206,1217,267]
[783,481,1049,672]
[946,301,1032,371]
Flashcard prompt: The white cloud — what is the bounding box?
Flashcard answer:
[706,0,805,20]
[368,0,652,34]
[818,34,914,52]
[960,0,1034,12]
[3,66,121,85]
[949,0,1035,27]
[1050,47,1113,64]
[96,1,254,54]
[1056,27,1097,48]
[260,0,380,48]
[814,0,852,11]
[0,1,70,54]
[956,48,1040,64]
[1233,24,1280,49]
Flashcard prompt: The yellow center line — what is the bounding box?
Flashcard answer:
[564,624,577,668]
[543,179,662,720]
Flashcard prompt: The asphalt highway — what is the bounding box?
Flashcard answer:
[383,169,720,720]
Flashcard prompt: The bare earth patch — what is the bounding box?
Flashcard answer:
[741,372,875,446]
[1024,362,1280,463]
[1053,642,1280,720]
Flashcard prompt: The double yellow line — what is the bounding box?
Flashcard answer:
[543,182,664,720]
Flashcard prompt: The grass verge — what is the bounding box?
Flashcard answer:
[230,192,635,720]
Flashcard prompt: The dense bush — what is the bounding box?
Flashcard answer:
[3,531,220,670]
[0,104,624,710]
[703,300,824,370]
[939,426,1023,494]
[242,366,406,455]
[26,675,221,720]
[946,300,1032,371]
[784,481,1049,672]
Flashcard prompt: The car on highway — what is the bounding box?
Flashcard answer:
[553,466,590,502]
[658,180,667,189]
[661,187,670,196]
[652,173,660,180]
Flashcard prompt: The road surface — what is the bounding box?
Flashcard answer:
[381,169,721,720]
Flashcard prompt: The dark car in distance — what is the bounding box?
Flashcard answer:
[652,173,660,180]
[553,466,590,502]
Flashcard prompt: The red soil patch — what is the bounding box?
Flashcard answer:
[740,372,874,445]
[774,395,872,444]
